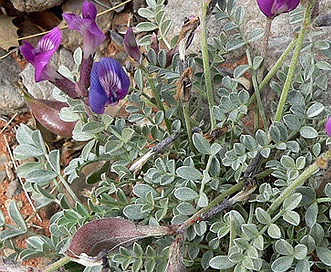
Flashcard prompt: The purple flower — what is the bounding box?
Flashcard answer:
[326,117,331,137]
[89,58,130,114]
[20,27,62,82]
[63,0,106,58]
[257,0,300,18]
[123,28,141,63]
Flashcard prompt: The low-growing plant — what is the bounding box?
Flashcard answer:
[1,0,331,271]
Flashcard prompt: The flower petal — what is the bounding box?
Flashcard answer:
[257,0,300,18]
[326,116,331,137]
[89,58,130,114]
[123,28,141,63]
[82,0,97,20]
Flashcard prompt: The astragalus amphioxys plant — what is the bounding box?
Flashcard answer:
[2,0,331,271]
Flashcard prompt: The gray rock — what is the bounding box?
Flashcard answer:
[20,47,75,101]
[0,50,26,115]
[9,0,63,12]
[60,0,113,54]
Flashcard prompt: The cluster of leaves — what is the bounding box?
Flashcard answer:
[1,0,331,271]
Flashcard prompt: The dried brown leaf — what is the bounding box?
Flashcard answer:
[0,16,18,51]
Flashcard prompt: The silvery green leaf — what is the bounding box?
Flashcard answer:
[235,6,245,25]
[73,47,82,66]
[226,39,245,52]
[305,202,318,228]
[48,150,60,174]
[136,22,158,32]
[25,169,57,184]
[300,126,318,139]
[256,129,268,146]
[316,74,328,90]
[283,193,302,211]
[133,184,159,198]
[268,223,281,239]
[160,19,172,36]
[176,202,195,215]
[138,8,155,19]
[197,192,208,207]
[283,210,300,226]
[234,65,250,78]
[8,201,27,231]
[158,50,167,67]
[271,256,294,272]
[303,65,314,81]
[325,183,331,198]
[316,247,331,266]
[176,166,203,180]
[192,133,211,155]
[275,239,293,256]
[134,69,144,90]
[314,40,330,50]
[58,65,74,81]
[283,114,300,131]
[241,224,258,238]
[13,144,44,160]
[246,28,265,43]
[255,207,271,225]
[294,259,310,272]
[123,204,145,220]
[209,256,235,269]
[293,244,307,260]
[0,210,5,227]
[174,187,198,201]
[316,61,331,70]
[138,34,153,46]
[253,56,264,70]
[306,102,324,118]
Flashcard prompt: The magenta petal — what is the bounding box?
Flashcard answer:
[326,117,331,137]
[82,0,97,20]
[123,28,141,63]
[20,27,62,82]
[257,0,300,18]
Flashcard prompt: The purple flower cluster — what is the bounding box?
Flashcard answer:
[20,0,130,114]
[257,0,300,18]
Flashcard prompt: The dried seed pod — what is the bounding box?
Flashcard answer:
[66,218,172,266]
[23,92,76,138]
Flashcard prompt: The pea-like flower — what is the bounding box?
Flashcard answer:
[257,0,300,18]
[20,27,62,82]
[326,117,331,137]
[123,28,141,63]
[89,58,130,114]
[63,0,106,58]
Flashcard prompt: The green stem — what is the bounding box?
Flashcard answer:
[258,38,296,91]
[182,102,194,151]
[201,1,216,129]
[246,48,268,131]
[178,181,243,232]
[141,66,172,133]
[267,147,331,214]
[274,0,316,122]
[43,256,71,272]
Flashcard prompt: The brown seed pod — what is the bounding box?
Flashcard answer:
[23,92,76,138]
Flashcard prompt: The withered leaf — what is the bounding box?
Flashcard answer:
[0,16,19,51]
[66,218,172,266]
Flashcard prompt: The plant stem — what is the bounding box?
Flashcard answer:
[273,0,316,122]
[201,1,216,129]
[246,48,268,131]
[267,147,331,214]
[43,256,71,272]
[177,181,243,232]
[258,38,297,91]
[140,66,172,133]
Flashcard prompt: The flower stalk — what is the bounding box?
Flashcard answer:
[201,1,216,129]
[274,0,317,122]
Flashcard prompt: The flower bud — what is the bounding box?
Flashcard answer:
[257,0,300,18]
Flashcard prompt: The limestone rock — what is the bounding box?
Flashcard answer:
[9,0,63,12]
